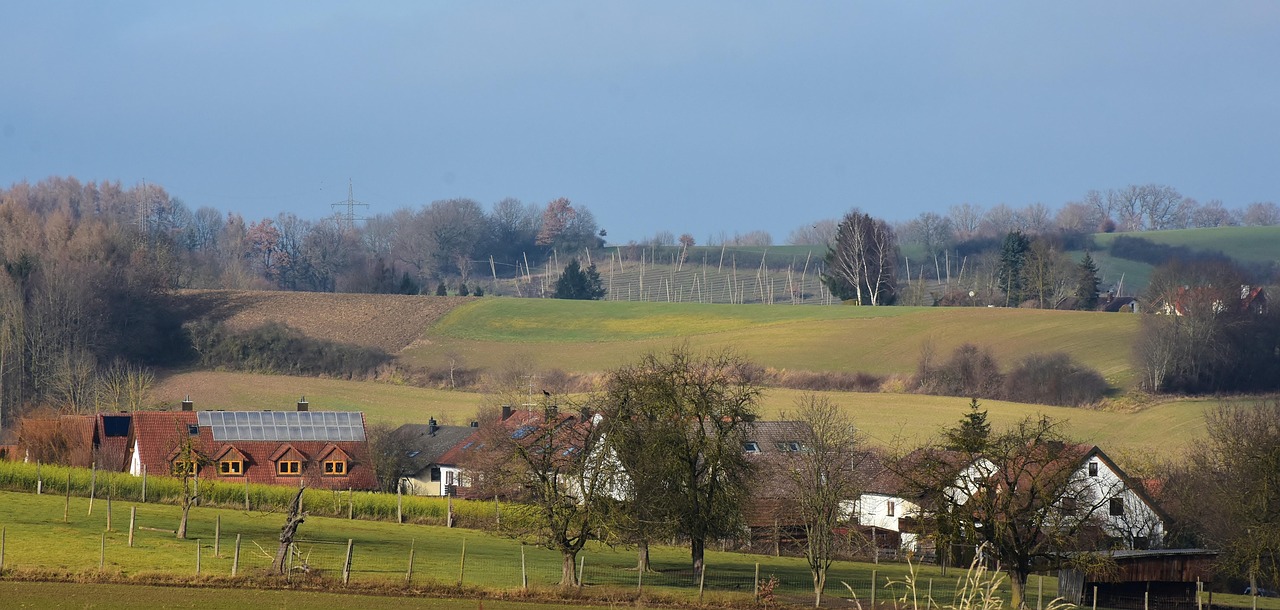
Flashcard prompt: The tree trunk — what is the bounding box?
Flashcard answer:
[636,539,650,572]
[1008,568,1029,610]
[814,567,827,608]
[272,488,307,574]
[177,475,191,539]
[691,537,705,578]
[560,551,578,587]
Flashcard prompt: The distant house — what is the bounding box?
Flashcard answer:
[737,420,817,546]
[867,444,1165,556]
[1158,285,1267,317]
[126,399,377,490]
[853,451,925,554]
[395,418,476,496]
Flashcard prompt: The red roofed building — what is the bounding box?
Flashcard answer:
[127,406,377,490]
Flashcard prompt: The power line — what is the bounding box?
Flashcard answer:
[330,179,369,230]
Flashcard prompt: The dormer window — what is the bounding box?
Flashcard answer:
[278,460,301,476]
[323,460,347,476]
[219,460,243,476]
[172,460,197,476]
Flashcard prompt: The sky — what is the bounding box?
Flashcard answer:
[3,2,1278,243]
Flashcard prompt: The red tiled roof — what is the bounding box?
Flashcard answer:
[130,411,377,490]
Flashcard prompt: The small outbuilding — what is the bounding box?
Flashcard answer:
[1058,549,1217,610]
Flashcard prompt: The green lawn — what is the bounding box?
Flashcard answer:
[0,489,1016,607]
[0,580,616,609]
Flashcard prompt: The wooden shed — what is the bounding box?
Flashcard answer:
[1059,549,1217,610]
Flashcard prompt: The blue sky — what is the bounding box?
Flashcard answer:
[3,2,1277,243]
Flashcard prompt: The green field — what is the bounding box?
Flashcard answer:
[1093,226,1280,264]
[410,300,1140,386]
[0,581,605,610]
[0,489,992,607]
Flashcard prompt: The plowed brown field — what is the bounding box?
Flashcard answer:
[177,289,467,353]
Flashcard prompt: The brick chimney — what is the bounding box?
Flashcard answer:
[296,396,309,412]
[181,395,194,412]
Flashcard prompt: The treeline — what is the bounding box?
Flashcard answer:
[0,179,189,432]
[1136,260,1280,394]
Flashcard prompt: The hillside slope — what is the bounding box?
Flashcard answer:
[178,290,467,353]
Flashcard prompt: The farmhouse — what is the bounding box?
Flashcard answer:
[395,418,476,496]
[124,398,377,490]
[862,444,1164,555]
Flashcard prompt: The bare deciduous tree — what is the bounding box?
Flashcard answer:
[780,394,867,608]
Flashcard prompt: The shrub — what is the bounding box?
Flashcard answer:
[915,343,1003,399]
[185,320,392,378]
[1002,352,1108,406]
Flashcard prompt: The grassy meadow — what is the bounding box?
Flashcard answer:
[0,489,985,607]
[410,300,1141,386]
[151,370,1234,462]
[1092,226,1280,264]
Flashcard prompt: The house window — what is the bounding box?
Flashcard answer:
[430,467,441,482]
[1088,461,1099,477]
[219,460,243,476]
[743,441,761,453]
[886,501,896,517]
[323,460,347,476]
[277,460,301,476]
[187,424,200,436]
[1109,497,1124,516]
[172,460,197,476]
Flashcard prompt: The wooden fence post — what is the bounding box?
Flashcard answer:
[195,539,201,575]
[64,471,71,523]
[342,539,353,585]
[1038,574,1043,610]
[106,485,113,531]
[578,555,585,589]
[521,544,527,590]
[214,515,221,557]
[1093,585,1098,610]
[396,485,403,524]
[88,461,97,516]
[99,532,105,571]
[1,526,6,573]
[447,495,454,528]
[406,546,415,585]
[128,506,136,547]
[232,534,241,577]
[1197,579,1203,610]
[141,465,147,503]
[244,478,250,511]
[458,539,466,585]
[348,487,353,520]
[36,461,42,494]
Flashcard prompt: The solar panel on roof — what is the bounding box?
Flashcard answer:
[195,410,366,442]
